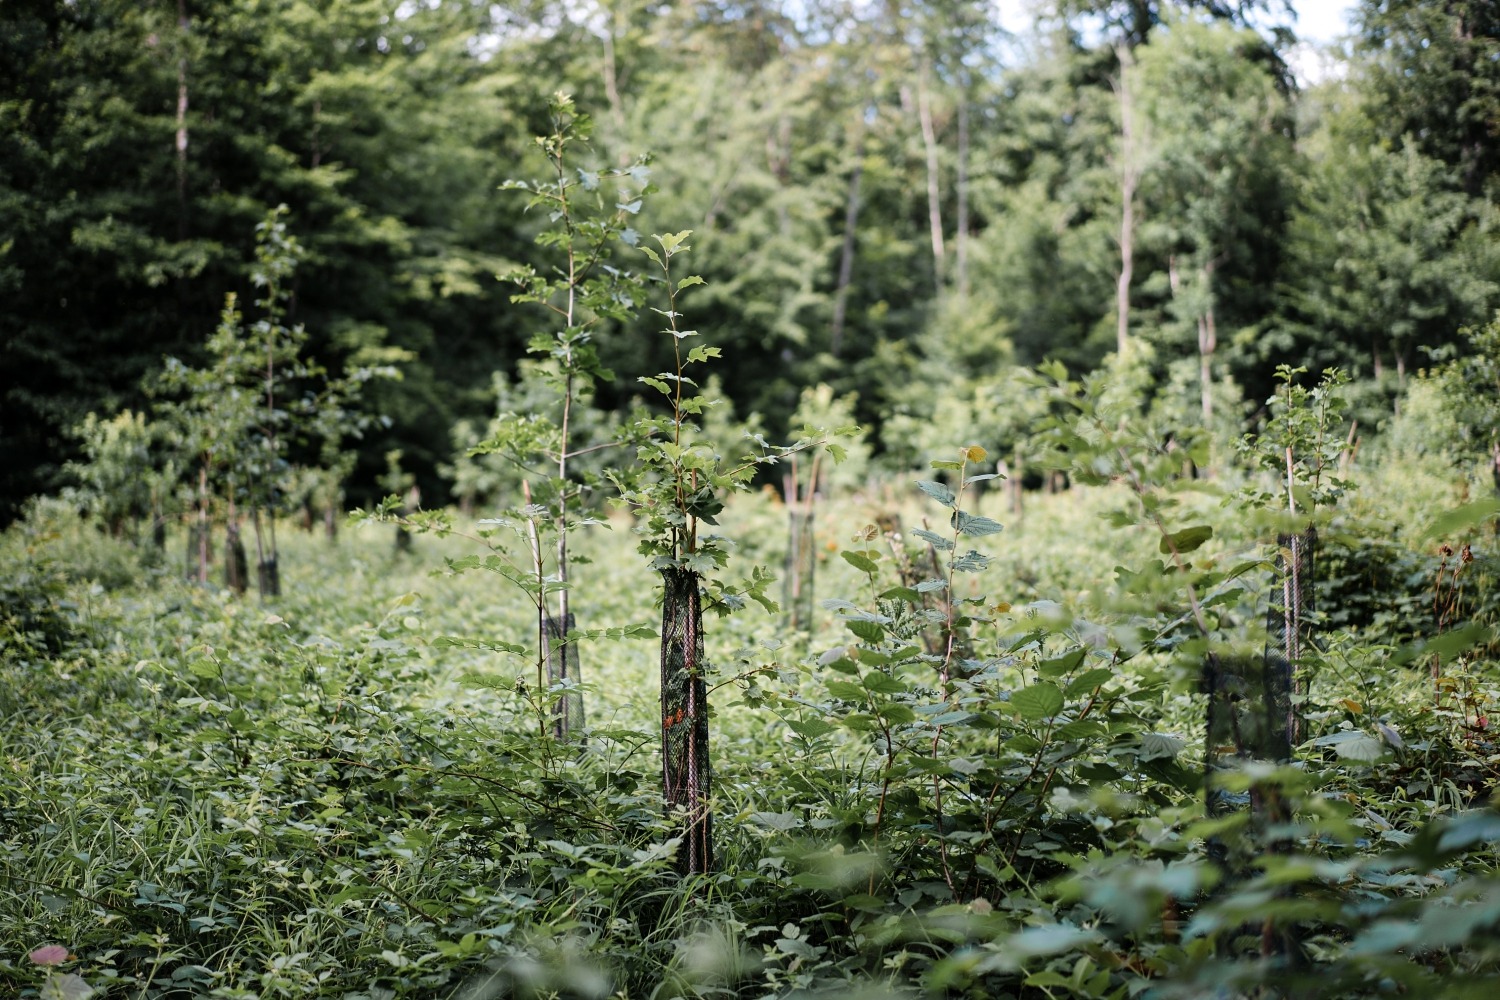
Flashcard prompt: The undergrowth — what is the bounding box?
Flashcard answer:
[4,422,1500,998]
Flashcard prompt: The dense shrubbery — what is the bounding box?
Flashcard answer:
[4,371,1499,998]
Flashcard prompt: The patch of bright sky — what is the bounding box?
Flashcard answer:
[992,1,1359,85]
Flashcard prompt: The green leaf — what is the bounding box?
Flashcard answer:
[953,510,1003,536]
[1422,498,1500,541]
[1038,648,1087,678]
[1312,729,1386,763]
[911,528,955,551]
[787,719,835,741]
[951,550,990,572]
[638,376,671,396]
[846,619,886,643]
[1011,682,1064,720]
[1055,720,1106,740]
[435,635,528,656]
[676,274,706,292]
[1138,732,1185,762]
[878,703,916,724]
[1160,525,1213,554]
[916,480,956,508]
[826,680,866,702]
[841,550,880,574]
[863,672,907,695]
[1391,622,1493,667]
[1065,668,1114,696]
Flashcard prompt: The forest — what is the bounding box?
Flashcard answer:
[4,0,1500,997]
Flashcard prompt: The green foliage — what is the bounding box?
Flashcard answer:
[13,10,1500,999]
[61,410,166,540]
[613,229,829,597]
[1239,364,1355,513]
[9,373,1500,996]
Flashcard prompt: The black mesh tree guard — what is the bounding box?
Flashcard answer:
[1205,530,1317,809]
[1203,528,1317,962]
[224,520,249,595]
[1266,528,1315,754]
[660,567,712,874]
[543,612,584,739]
[1205,528,1316,795]
[784,509,816,631]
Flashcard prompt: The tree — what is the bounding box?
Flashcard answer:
[1355,0,1500,197]
[1050,0,1294,48]
[1135,13,1293,426]
[1274,99,1500,388]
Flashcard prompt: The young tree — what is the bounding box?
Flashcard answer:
[480,94,652,738]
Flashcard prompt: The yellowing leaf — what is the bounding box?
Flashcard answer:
[963,444,988,463]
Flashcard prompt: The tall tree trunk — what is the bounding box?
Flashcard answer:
[955,89,970,300]
[195,462,211,584]
[252,506,280,597]
[601,1,625,132]
[258,317,281,597]
[829,124,865,358]
[916,59,946,286]
[175,0,189,242]
[1194,265,1218,422]
[1167,256,1216,424]
[1114,45,1138,359]
[768,110,792,237]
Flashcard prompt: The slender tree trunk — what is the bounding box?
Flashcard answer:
[955,90,970,300]
[768,110,792,237]
[916,59,945,286]
[252,506,280,597]
[196,462,210,584]
[175,0,189,242]
[1114,45,1138,359]
[782,455,819,631]
[601,2,625,132]
[1167,256,1217,424]
[829,125,865,358]
[1199,293,1216,423]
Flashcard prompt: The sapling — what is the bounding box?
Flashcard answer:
[475,94,654,738]
[614,230,839,875]
[154,207,397,595]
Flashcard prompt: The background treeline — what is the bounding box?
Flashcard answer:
[3,0,1498,523]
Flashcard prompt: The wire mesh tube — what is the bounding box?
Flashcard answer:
[1203,529,1317,964]
[1204,528,1317,807]
[784,509,816,631]
[660,567,712,874]
[1265,528,1316,754]
[543,612,584,739]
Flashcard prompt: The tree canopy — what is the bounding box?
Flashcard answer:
[3,0,1497,521]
